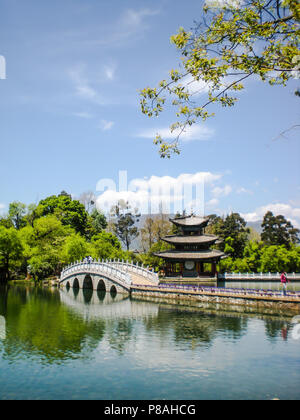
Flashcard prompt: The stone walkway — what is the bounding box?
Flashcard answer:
[127,270,155,286]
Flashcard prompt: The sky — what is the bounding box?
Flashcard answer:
[0,0,299,227]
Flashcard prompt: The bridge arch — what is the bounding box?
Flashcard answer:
[73,278,79,289]
[97,279,106,292]
[83,274,93,290]
[83,287,93,304]
[110,285,117,297]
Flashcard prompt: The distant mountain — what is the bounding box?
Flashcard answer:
[116,214,263,252]
[247,221,263,234]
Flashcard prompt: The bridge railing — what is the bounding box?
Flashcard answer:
[60,259,160,286]
[109,260,160,285]
[219,272,300,280]
[60,261,132,286]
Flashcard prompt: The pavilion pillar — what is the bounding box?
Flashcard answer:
[211,262,217,277]
[180,263,184,277]
[200,262,204,275]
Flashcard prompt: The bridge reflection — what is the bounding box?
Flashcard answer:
[59,288,159,321]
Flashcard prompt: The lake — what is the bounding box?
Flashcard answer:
[0,285,299,400]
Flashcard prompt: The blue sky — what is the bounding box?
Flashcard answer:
[0,0,299,226]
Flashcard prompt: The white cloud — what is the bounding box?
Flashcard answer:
[73,112,93,119]
[205,0,243,9]
[69,65,103,104]
[236,187,253,195]
[138,124,215,142]
[181,74,211,96]
[100,120,115,131]
[0,203,6,214]
[104,65,116,81]
[96,171,221,215]
[83,8,161,48]
[121,8,160,27]
[206,198,220,208]
[211,185,232,198]
[241,203,300,228]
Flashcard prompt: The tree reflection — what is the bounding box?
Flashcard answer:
[142,303,248,349]
[106,319,135,355]
[0,286,105,364]
[264,319,292,342]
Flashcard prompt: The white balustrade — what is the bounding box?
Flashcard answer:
[60,260,132,288]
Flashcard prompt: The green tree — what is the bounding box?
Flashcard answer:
[8,201,27,230]
[89,208,108,234]
[139,240,172,271]
[260,244,291,272]
[261,211,299,246]
[140,215,172,252]
[215,213,250,258]
[38,194,88,235]
[90,231,125,260]
[111,202,140,251]
[20,216,73,280]
[0,216,14,229]
[61,234,90,264]
[25,204,41,228]
[140,0,300,157]
[0,227,23,283]
[243,240,263,272]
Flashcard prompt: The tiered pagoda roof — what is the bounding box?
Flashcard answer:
[154,215,226,277]
[156,249,225,261]
[170,215,210,228]
[162,234,219,246]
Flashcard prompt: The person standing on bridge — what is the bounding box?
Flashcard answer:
[280,271,289,296]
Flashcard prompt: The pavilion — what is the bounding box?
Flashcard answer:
[154,214,226,279]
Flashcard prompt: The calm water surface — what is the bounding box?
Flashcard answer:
[0,285,299,400]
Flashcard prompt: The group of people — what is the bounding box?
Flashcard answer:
[83,256,93,264]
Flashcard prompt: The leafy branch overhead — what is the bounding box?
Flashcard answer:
[140,0,300,158]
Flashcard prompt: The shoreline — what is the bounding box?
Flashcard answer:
[131,284,300,314]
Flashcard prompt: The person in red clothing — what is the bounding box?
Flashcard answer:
[280,271,289,296]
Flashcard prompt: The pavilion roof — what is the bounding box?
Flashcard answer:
[154,249,226,261]
[162,234,218,245]
[170,215,210,228]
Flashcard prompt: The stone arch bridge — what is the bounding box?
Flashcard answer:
[60,260,159,294]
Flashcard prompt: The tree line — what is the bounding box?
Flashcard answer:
[0,192,299,283]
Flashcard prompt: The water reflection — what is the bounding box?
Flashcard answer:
[0,285,299,400]
[0,286,297,366]
[264,319,294,342]
[0,286,105,364]
[220,281,300,292]
[0,316,5,340]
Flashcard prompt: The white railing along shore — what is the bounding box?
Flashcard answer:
[220,272,300,280]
